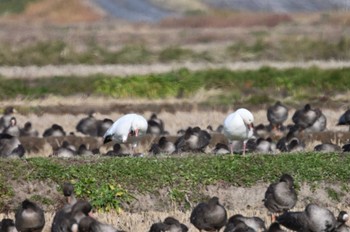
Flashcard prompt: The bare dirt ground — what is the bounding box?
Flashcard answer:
[2,181,349,231]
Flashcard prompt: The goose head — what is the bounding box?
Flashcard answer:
[237,108,254,130]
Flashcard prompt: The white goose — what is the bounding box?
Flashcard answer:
[103,113,148,150]
[223,108,254,155]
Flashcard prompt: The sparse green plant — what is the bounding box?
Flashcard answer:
[0,153,349,212]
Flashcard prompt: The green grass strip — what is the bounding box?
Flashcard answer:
[0,153,349,211]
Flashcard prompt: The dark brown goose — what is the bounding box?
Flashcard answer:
[51,183,78,232]
[304,108,327,132]
[255,137,276,154]
[338,109,350,131]
[336,211,350,232]
[149,216,188,232]
[76,111,98,137]
[267,222,286,232]
[190,196,227,232]
[314,143,341,153]
[0,218,17,232]
[78,216,125,232]
[51,141,76,158]
[277,203,336,232]
[15,199,45,232]
[212,143,230,155]
[20,121,39,137]
[43,124,66,137]
[149,136,175,155]
[96,118,113,137]
[175,127,211,153]
[263,174,297,221]
[0,133,25,158]
[224,214,266,232]
[267,101,288,132]
[292,104,319,130]
[146,113,165,136]
[3,117,20,137]
[51,200,92,232]
[0,106,16,132]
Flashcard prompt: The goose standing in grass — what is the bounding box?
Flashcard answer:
[338,109,350,131]
[149,216,188,232]
[15,199,45,232]
[277,203,337,232]
[103,113,148,152]
[223,108,254,155]
[190,196,227,232]
[267,101,288,133]
[263,174,297,222]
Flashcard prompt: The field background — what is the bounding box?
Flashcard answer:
[1,1,350,231]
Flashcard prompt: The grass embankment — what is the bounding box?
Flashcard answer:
[0,36,349,65]
[0,153,349,212]
[0,67,349,106]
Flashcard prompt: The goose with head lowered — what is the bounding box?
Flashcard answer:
[277,203,337,232]
[263,173,297,222]
[103,113,148,152]
[15,199,45,232]
[267,101,288,134]
[223,108,254,155]
[190,196,227,232]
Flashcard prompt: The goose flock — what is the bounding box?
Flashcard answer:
[0,101,350,158]
[0,102,349,232]
[1,174,349,232]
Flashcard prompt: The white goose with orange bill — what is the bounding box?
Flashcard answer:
[103,113,148,151]
[223,108,255,155]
